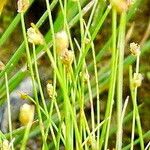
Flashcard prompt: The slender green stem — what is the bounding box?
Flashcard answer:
[123,130,150,150]
[20,12,47,149]
[99,8,117,149]
[5,72,13,149]
[130,52,144,150]
[130,66,135,150]
[76,5,111,77]
[32,44,48,114]
[116,11,126,150]
[43,41,82,148]
[86,26,100,149]
[32,43,57,147]
[86,67,95,139]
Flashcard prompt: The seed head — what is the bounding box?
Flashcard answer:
[60,49,74,66]
[55,31,69,55]
[19,103,35,125]
[2,139,10,150]
[17,0,29,13]
[79,71,90,83]
[130,42,141,56]
[110,0,129,13]
[87,137,97,150]
[27,23,44,45]
[47,83,57,98]
[84,38,90,44]
[132,73,143,88]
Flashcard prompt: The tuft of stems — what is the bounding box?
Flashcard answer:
[0,0,148,149]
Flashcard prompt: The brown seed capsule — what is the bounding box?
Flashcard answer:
[19,104,35,125]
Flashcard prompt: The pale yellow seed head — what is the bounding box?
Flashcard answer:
[110,0,129,13]
[132,73,143,87]
[27,24,44,45]
[19,103,35,125]
[130,42,141,56]
[17,0,29,13]
[79,71,90,82]
[60,49,74,66]
[87,137,97,150]
[55,31,69,55]
[84,38,90,44]
[47,83,57,98]
[2,139,10,150]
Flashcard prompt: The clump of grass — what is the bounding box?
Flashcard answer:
[0,0,150,149]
